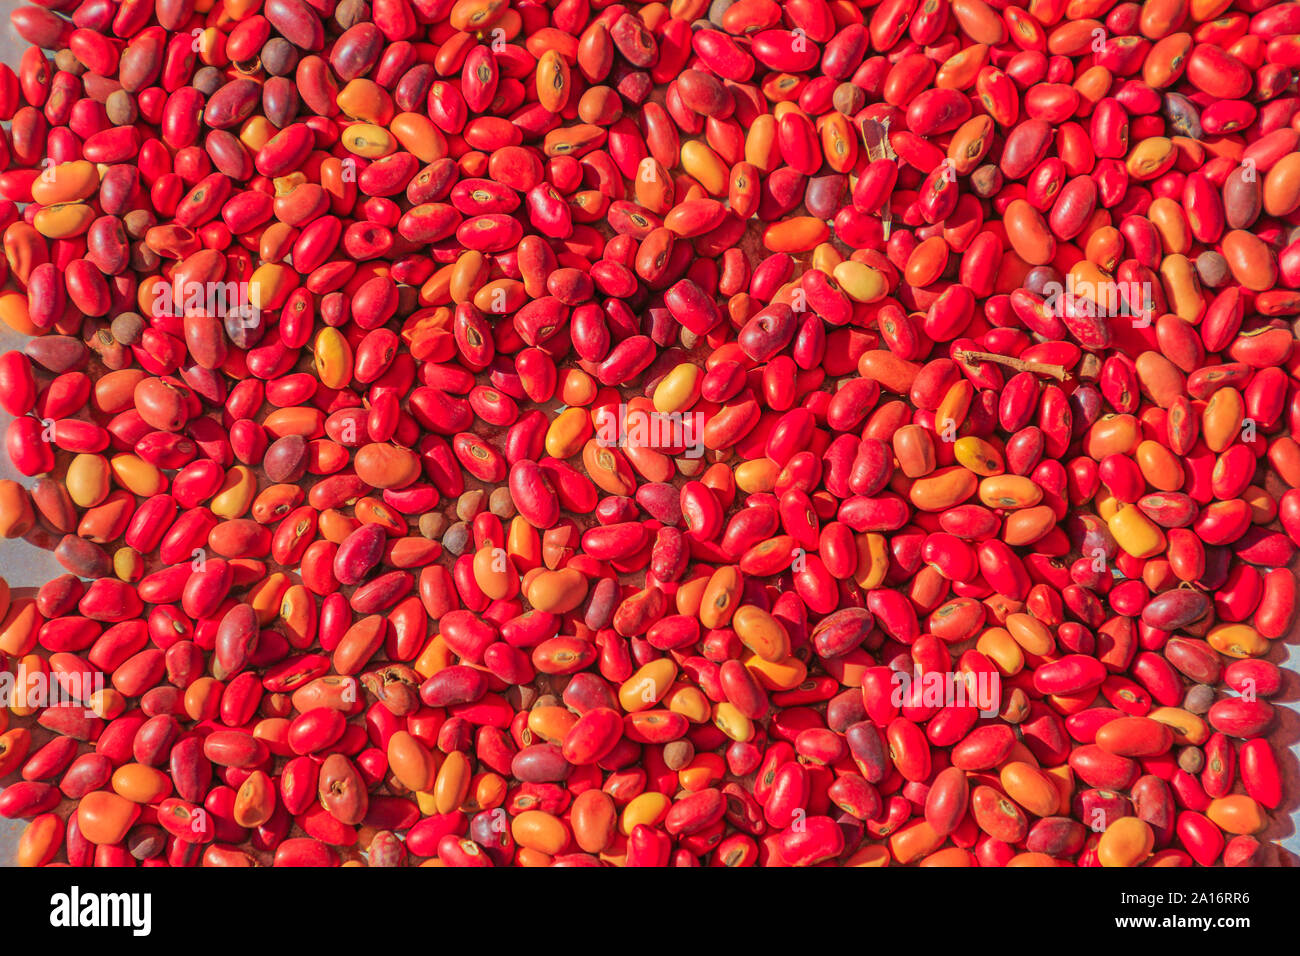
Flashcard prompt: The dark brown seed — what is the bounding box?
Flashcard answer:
[105,89,137,125]
[663,740,694,771]
[262,37,299,76]
[419,512,448,539]
[489,487,516,518]
[193,66,224,96]
[111,312,145,346]
[1177,746,1204,774]
[441,521,470,555]
[456,490,485,522]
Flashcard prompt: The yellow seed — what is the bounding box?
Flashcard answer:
[652,363,703,413]
[544,406,593,459]
[341,123,396,158]
[713,702,754,742]
[679,140,728,195]
[1107,504,1166,558]
[833,260,887,303]
[314,327,353,389]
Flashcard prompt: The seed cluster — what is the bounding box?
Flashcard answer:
[0,0,1295,867]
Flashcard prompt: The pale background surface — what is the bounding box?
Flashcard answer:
[0,9,51,860]
[0,7,1296,866]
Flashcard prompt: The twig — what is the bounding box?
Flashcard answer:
[954,349,1071,382]
[860,118,894,240]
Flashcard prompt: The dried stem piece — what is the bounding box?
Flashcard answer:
[954,349,1071,382]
